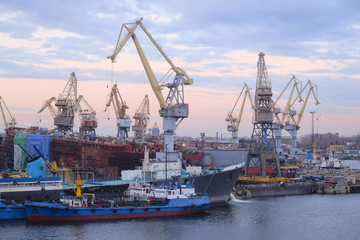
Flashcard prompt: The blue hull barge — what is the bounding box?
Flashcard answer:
[25,196,209,222]
[0,201,26,220]
[25,181,210,222]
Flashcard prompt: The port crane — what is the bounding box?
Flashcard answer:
[108,18,193,161]
[270,75,302,156]
[38,72,78,132]
[75,95,98,136]
[283,79,319,158]
[225,83,253,146]
[132,95,150,138]
[104,83,131,139]
[0,96,17,130]
[60,159,84,198]
[243,52,281,178]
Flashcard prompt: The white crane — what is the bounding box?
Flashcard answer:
[132,95,150,138]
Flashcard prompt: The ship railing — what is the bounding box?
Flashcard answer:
[84,176,123,183]
[240,181,314,189]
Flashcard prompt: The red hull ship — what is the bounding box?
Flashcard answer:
[1,128,162,179]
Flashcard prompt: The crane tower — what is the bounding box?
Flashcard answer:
[132,95,150,138]
[75,95,98,136]
[104,83,131,139]
[244,53,281,177]
[283,79,319,158]
[225,83,253,146]
[108,18,193,161]
[38,72,78,132]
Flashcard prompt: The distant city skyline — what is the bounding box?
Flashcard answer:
[0,0,359,138]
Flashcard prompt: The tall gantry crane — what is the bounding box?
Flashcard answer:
[104,83,131,139]
[244,52,281,177]
[108,18,193,161]
[283,79,319,158]
[270,75,302,155]
[75,95,98,136]
[38,72,78,132]
[132,95,150,138]
[0,96,17,131]
[225,83,253,146]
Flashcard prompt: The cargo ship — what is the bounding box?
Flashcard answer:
[121,149,243,203]
[25,181,210,222]
[4,128,161,179]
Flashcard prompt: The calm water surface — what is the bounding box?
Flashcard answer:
[1,194,359,240]
[1,160,360,240]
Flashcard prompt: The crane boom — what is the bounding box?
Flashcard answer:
[60,159,84,198]
[104,83,131,139]
[295,80,319,126]
[107,18,193,110]
[278,75,303,125]
[108,18,193,155]
[131,33,167,109]
[226,83,253,131]
[0,96,16,130]
[38,97,57,118]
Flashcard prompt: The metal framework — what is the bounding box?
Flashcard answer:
[108,18,193,161]
[244,52,281,177]
[75,95,98,135]
[104,83,131,139]
[0,96,16,130]
[225,83,253,145]
[38,72,78,132]
[132,95,150,138]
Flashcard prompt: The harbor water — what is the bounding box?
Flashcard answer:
[1,160,359,240]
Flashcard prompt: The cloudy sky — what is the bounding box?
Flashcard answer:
[0,0,359,139]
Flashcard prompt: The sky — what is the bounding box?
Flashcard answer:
[0,0,360,139]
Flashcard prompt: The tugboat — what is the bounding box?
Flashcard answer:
[25,181,210,222]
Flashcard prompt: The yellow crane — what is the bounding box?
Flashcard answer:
[225,83,253,145]
[108,18,193,156]
[132,95,150,138]
[108,18,193,109]
[0,96,17,130]
[33,146,59,175]
[270,75,302,155]
[60,159,84,198]
[104,83,131,139]
[283,79,320,158]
